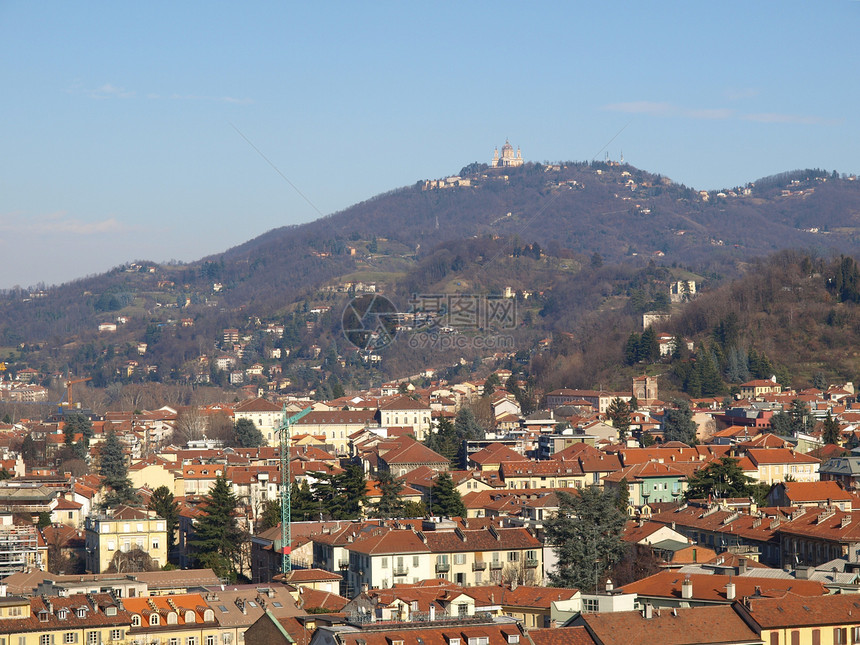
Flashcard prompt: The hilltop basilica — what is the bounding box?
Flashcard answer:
[491,139,523,167]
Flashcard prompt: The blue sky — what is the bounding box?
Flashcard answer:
[1,2,857,289]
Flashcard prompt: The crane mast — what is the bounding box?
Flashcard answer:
[279,405,313,574]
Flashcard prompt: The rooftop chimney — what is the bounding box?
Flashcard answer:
[726,580,736,601]
[644,604,653,619]
[605,579,614,592]
[681,576,693,600]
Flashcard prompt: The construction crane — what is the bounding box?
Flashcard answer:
[65,377,92,408]
[279,405,313,575]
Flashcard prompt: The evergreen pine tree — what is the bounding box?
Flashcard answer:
[189,476,242,579]
[430,473,465,517]
[148,486,179,558]
[234,419,264,448]
[662,401,697,445]
[545,487,627,591]
[607,398,631,441]
[624,333,641,365]
[290,481,316,522]
[99,431,137,507]
[639,327,659,363]
[823,410,841,445]
[259,499,282,531]
[369,471,405,518]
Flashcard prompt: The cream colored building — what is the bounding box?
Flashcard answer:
[84,506,168,573]
[491,140,524,168]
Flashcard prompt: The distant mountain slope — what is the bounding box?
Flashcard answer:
[2,161,859,391]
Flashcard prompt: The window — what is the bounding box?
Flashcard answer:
[87,633,99,645]
[77,608,86,618]
[508,552,519,562]
[853,627,860,645]
[58,609,68,620]
[65,634,77,644]
[132,615,142,627]
[150,614,160,626]
[111,630,124,641]
[413,556,420,567]
[186,639,198,645]
[812,629,820,645]
[381,557,389,569]
[152,539,160,550]
[206,637,216,645]
[40,636,50,645]
[107,540,116,551]
[454,553,466,565]
[458,604,468,617]
[170,639,180,645]
[583,598,599,613]
[835,629,848,645]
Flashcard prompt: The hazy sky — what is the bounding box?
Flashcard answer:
[2,2,857,289]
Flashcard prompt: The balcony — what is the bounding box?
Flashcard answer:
[393,566,408,576]
[472,562,486,571]
[435,563,450,573]
[525,558,539,569]
[489,561,503,570]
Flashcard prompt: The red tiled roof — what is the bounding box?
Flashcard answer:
[739,591,860,628]
[467,584,579,609]
[619,570,826,602]
[530,627,595,645]
[577,605,761,645]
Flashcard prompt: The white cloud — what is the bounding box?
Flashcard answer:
[742,112,840,126]
[604,101,734,120]
[73,82,252,104]
[604,101,676,116]
[604,100,835,126]
[0,211,124,235]
[90,83,135,99]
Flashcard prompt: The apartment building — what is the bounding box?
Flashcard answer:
[84,506,168,574]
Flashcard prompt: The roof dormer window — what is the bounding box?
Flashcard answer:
[57,609,68,620]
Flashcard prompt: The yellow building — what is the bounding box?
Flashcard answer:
[737,592,860,645]
[0,593,132,645]
[84,506,168,574]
